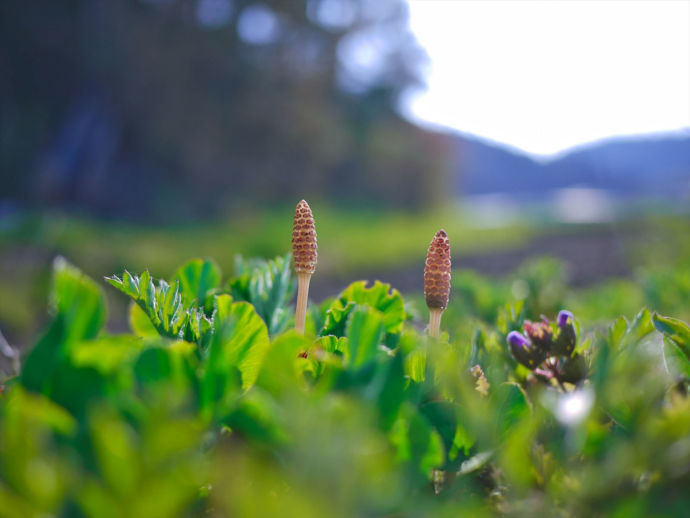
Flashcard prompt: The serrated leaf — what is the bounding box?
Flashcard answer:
[316,335,348,355]
[321,281,404,338]
[107,271,199,341]
[653,313,690,360]
[172,258,221,308]
[227,254,295,336]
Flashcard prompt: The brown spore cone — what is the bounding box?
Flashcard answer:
[292,200,317,274]
[424,229,451,309]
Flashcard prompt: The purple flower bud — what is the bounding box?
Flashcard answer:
[558,310,574,329]
[507,331,546,369]
[553,310,576,357]
[507,331,529,349]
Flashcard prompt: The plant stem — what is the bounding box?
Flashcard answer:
[428,307,444,338]
[295,272,311,334]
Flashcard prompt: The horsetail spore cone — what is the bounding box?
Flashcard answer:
[292,200,317,333]
[424,229,451,338]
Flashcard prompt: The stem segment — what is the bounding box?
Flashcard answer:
[428,307,444,338]
[295,272,311,334]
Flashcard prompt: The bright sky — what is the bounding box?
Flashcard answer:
[402,0,690,157]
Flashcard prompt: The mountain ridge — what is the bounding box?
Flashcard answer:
[451,131,690,200]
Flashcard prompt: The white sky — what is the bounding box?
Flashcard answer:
[402,0,690,157]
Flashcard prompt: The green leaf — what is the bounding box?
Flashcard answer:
[134,341,197,391]
[227,254,295,336]
[201,295,271,416]
[129,303,159,338]
[371,353,406,431]
[321,281,404,338]
[88,408,138,497]
[405,346,427,384]
[609,316,628,349]
[662,336,690,379]
[653,313,690,360]
[22,258,106,393]
[2,386,77,436]
[345,305,385,367]
[389,405,444,479]
[71,335,145,375]
[316,335,349,355]
[419,401,460,467]
[172,258,221,309]
[618,308,655,349]
[256,332,312,396]
[107,271,207,342]
[495,382,530,439]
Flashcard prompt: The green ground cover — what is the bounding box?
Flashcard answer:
[1,239,689,516]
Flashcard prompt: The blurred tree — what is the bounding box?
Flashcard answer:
[0,0,450,219]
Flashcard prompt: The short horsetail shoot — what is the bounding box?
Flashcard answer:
[424,229,451,338]
[292,200,317,334]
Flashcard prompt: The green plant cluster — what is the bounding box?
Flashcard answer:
[1,254,689,517]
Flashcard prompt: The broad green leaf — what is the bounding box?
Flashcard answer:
[134,341,197,391]
[172,258,221,309]
[227,254,295,336]
[129,303,159,338]
[345,305,385,367]
[202,295,271,416]
[22,258,106,393]
[369,353,406,431]
[322,281,404,337]
[256,332,312,396]
[653,313,690,360]
[71,335,144,374]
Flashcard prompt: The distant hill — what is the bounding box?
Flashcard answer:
[452,132,690,201]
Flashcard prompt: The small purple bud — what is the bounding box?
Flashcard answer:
[558,310,574,329]
[507,331,529,349]
[507,331,547,369]
[553,310,576,357]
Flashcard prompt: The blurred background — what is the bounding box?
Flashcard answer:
[1,0,689,348]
